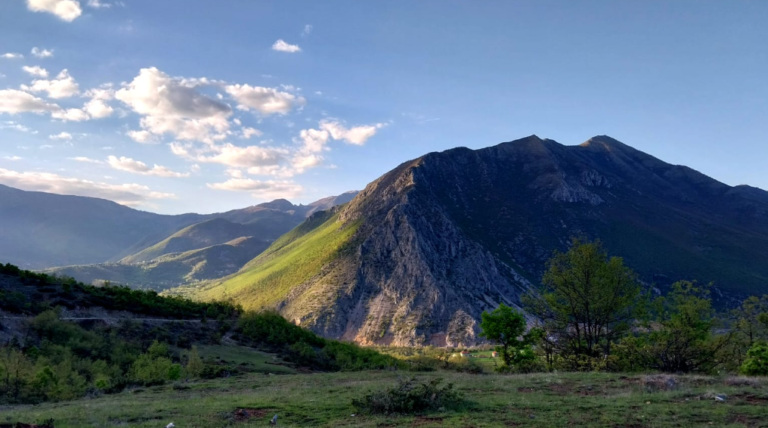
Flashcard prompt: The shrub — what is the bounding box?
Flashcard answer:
[352,377,463,414]
[184,346,204,378]
[446,355,484,374]
[237,311,401,371]
[740,342,768,376]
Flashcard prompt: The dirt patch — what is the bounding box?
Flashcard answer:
[411,416,444,427]
[233,408,271,422]
[733,394,768,405]
[728,414,763,427]
[517,387,535,393]
[0,422,54,428]
[548,383,573,395]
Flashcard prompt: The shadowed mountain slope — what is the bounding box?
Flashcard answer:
[0,185,358,269]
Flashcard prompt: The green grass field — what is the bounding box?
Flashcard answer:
[196,345,297,375]
[4,367,767,427]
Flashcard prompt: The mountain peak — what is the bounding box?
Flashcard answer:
[579,135,629,151]
[257,199,296,212]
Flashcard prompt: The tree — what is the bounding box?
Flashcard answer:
[479,304,538,368]
[741,342,768,376]
[732,295,768,346]
[185,346,204,378]
[525,239,642,366]
[723,295,768,369]
[633,281,731,373]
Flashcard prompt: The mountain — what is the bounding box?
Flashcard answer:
[41,191,359,289]
[47,236,270,290]
[191,135,768,347]
[0,184,358,269]
[122,192,360,265]
[120,216,295,264]
[0,184,205,269]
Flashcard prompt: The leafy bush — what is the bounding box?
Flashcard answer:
[130,341,182,385]
[740,342,768,376]
[352,377,463,414]
[237,311,401,371]
[445,355,484,374]
[479,303,540,370]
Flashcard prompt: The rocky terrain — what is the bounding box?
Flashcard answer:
[193,135,768,347]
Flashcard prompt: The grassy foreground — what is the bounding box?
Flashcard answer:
[3,369,767,427]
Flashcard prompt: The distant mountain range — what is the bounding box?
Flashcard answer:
[189,135,768,347]
[0,184,357,287]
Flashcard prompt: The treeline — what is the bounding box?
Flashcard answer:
[236,311,401,371]
[0,262,239,319]
[481,240,768,376]
[0,310,207,403]
[0,263,401,404]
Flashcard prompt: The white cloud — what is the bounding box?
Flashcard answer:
[83,86,114,100]
[116,68,229,119]
[0,121,35,133]
[0,167,175,207]
[126,129,156,144]
[302,24,313,36]
[22,66,49,78]
[51,107,89,121]
[225,168,244,178]
[290,120,385,172]
[272,39,301,53]
[207,177,302,199]
[31,47,54,58]
[170,141,287,169]
[139,115,229,143]
[0,89,60,114]
[107,155,190,178]
[4,156,23,161]
[87,0,110,8]
[1,53,24,59]
[298,128,330,153]
[225,84,305,115]
[50,131,73,140]
[27,0,83,22]
[69,156,102,164]
[83,98,113,118]
[116,67,232,143]
[23,69,79,98]
[319,120,385,145]
[241,127,263,139]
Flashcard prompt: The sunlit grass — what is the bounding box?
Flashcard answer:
[4,370,766,427]
[195,212,361,310]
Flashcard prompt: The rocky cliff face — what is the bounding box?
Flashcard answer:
[206,135,768,347]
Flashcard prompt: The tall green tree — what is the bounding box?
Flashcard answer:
[722,295,768,369]
[479,304,538,368]
[525,239,642,363]
[632,281,732,373]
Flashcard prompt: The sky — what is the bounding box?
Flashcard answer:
[0,1,767,214]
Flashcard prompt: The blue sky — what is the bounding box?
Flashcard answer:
[1,0,766,214]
